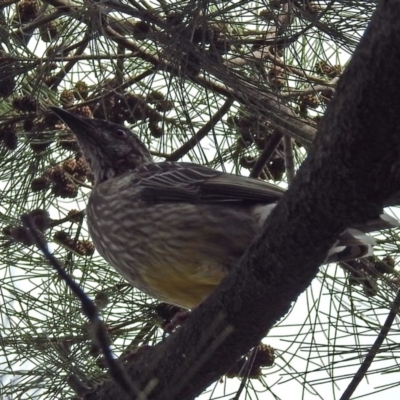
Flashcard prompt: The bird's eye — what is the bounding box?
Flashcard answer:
[114,129,127,138]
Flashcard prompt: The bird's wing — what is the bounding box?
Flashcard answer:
[131,162,285,204]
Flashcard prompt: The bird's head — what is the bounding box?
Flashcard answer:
[50,107,153,185]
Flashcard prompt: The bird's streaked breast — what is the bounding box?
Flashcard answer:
[85,175,259,308]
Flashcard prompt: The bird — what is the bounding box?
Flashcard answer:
[50,107,398,309]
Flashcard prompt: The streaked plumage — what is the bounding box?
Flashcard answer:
[50,107,399,309]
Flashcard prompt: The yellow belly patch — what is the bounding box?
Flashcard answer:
[141,264,228,309]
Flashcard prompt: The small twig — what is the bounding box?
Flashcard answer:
[21,215,141,399]
[339,289,400,400]
[67,374,91,397]
[50,34,91,91]
[283,135,295,184]
[59,68,155,112]
[281,80,338,99]
[250,129,283,178]
[67,173,94,190]
[12,8,66,43]
[166,98,234,162]
[231,347,258,400]
[50,210,85,228]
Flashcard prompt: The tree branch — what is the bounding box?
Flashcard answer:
[339,289,400,400]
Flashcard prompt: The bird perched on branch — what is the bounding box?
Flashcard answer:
[50,107,398,309]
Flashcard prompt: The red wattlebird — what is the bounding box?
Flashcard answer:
[50,107,398,309]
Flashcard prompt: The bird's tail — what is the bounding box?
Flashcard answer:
[325,213,399,263]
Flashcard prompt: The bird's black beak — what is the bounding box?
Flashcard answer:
[49,106,95,136]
